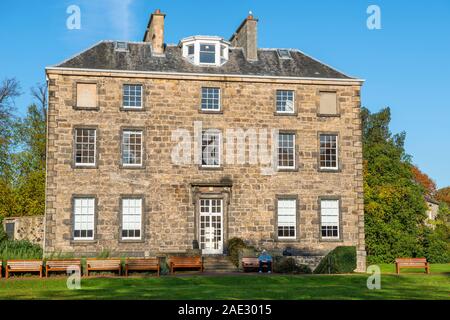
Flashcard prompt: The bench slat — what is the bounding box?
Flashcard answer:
[169,256,203,274]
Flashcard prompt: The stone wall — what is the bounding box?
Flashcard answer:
[2,216,44,246]
[292,255,324,271]
[45,70,366,271]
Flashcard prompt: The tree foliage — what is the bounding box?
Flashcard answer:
[436,187,450,207]
[0,81,47,218]
[411,165,437,197]
[0,78,20,178]
[363,107,449,263]
[362,107,428,263]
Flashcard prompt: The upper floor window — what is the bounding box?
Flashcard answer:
[76,83,97,109]
[277,133,295,170]
[122,130,143,167]
[319,134,338,170]
[201,87,221,111]
[180,36,230,67]
[276,90,295,114]
[123,84,143,109]
[201,130,221,168]
[74,128,96,167]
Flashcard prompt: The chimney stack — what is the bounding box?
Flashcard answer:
[144,9,166,55]
[230,12,258,61]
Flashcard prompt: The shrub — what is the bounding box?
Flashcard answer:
[314,246,356,274]
[423,228,450,263]
[273,257,312,274]
[0,239,43,261]
[226,237,247,267]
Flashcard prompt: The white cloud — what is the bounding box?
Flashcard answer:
[77,0,135,40]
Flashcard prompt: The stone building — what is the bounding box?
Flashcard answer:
[2,216,44,245]
[44,10,366,271]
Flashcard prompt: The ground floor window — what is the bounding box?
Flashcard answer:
[73,198,95,240]
[277,198,297,239]
[121,198,143,240]
[320,199,340,239]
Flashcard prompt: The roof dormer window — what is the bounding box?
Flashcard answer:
[180,36,230,67]
[200,44,216,64]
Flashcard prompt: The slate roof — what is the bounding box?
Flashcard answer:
[53,41,356,80]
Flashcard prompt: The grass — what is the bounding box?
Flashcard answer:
[0,264,448,300]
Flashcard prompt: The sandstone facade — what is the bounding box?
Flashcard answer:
[44,70,366,271]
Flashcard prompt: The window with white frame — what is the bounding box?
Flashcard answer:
[122,130,143,166]
[201,130,221,167]
[181,36,230,66]
[320,199,340,239]
[201,87,221,111]
[123,84,143,109]
[74,128,96,166]
[73,198,95,240]
[320,134,338,170]
[277,198,297,239]
[121,198,142,240]
[199,43,216,64]
[277,133,295,169]
[276,90,295,113]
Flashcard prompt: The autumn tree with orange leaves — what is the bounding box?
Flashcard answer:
[411,166,437,197]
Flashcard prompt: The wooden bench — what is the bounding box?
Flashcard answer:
[241,257,273,272]
[46,259,82,277]
[395,258,430,274]
[6,260,43,278]
[125,258,160,277]
[169,256,203,274]
[86,259,121,276]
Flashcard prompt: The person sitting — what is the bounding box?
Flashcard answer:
[258,250,272,273]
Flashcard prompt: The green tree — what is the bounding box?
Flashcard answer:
[362,107,428,263]
[436,187,450,207]
[422,204,450,263]
[12,86,47,217]
[0,78,20,217]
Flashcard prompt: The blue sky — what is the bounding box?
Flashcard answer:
[0,0,449,188]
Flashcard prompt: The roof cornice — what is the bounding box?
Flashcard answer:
[45,66,365,84]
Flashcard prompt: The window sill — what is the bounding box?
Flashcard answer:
[277,168,299,173]
[319,238,343,243]
[276,238,298,242]
[318,168,341,173]
[73,106,100,111]
[73,165,98,170]
[317,113,341,118]
[120,107,145,112]
[70,240,98,245]
[274,112,298,117]
[199,109,223,114]
[199,166,223,171]
[120,165,146,170]
[119,239,145,244]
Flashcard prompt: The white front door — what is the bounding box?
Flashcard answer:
[199,198,223,254]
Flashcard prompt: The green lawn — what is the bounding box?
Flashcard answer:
[0,264,449,300]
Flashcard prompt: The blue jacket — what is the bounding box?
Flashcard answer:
[258,253,272,262]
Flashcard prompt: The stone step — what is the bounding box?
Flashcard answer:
[203,256,237,272]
